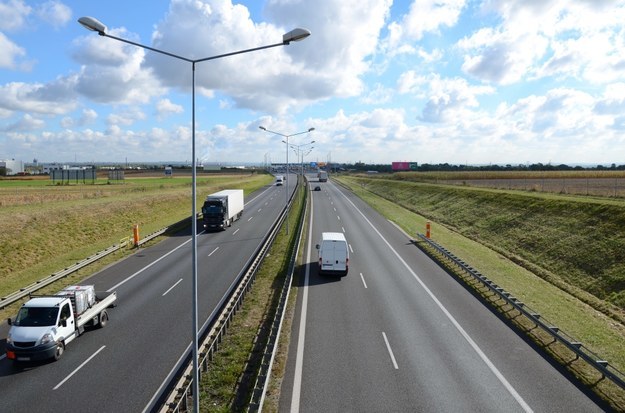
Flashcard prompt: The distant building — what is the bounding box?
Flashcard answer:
[0,159,24,175]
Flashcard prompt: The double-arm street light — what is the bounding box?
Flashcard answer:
[287,140,315,176]
[259,126,314,234]
[78,16,310,412]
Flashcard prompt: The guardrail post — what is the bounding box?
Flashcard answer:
[133,224,140,247]
[426,221,431,238]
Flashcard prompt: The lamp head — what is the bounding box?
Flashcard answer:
[283,28,311,44]
[78,16,107,35]
[308,127,315,132]
[259,126,267,131]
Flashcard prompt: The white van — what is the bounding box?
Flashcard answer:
[275,175,284,186]
[316,232,349,276]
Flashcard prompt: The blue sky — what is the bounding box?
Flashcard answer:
[1,0,625,166]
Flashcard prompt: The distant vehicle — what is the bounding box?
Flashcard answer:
[202,189,244,231]
[275,175,284,186]
[6,285,117,362]
[313,186,321,191]
[316,232,349,276]
[318,171,328,182]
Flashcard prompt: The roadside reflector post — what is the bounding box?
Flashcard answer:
[426,221,431,238]
[133,224,140,247]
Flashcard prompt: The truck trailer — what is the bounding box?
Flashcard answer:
[202,189,244,231]
[6,285,117,362]
[318,171,328,182]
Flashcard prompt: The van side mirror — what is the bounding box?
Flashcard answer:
[315,244,320,250]
[7,318,12,326]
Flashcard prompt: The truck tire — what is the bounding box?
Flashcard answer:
[53,342,65,361]
[98,310,108,328]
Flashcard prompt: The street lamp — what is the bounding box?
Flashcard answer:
[288,140,315,176]
[259,126,314,234]
[78,16,310,413]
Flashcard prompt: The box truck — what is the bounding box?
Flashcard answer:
[202,189,244,231]
[6,285,117,362]
[318,171,328,182]
[275,175,284,186]
[316,232,349,276]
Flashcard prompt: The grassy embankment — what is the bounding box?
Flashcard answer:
[336,174,625,407]
[0,173,272,319]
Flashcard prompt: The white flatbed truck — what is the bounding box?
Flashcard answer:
[6,286,117,362]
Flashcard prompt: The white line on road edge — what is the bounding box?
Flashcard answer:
[162,278,183,296]
[338,190,534,413]
[290,191,315,413]
[54,345,106,390]
[360,273,368,289]
[382,332,399,369]
[208,247,219,256]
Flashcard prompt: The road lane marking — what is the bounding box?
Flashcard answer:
[233,228,240,235]
[337,215,341,221]
[54,345,106,390]
[342,226,346,233]
[258,208,262,212]
[382,332,399,369]
[349,244,354,253]
[338,190,534,413]
[162,278,183,296]
[208,247,219,256]
[248,216,254,222]
[291,188,315,413]
[360,273,368,289]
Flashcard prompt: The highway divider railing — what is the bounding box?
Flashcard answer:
[0,215,191,311]
[415,234,625,393]
[156,178,301,412]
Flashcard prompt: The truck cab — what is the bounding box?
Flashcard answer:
[6,296,79,361]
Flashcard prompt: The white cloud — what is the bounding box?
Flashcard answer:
[107,108,146,127]
[0,0,32,31]
[384,0,466,54]
[36,1,71,29]
[2,113,45,132]
[0,78,78,115]
[0,32,26,69]
[156,98,183,119]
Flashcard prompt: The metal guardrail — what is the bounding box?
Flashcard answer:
[157,179,301,412]
[416,234,625,392]
[248,176,308,411]
[0,217,188,311]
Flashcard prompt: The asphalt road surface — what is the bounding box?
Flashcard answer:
[280,177,606,412]
[0,179,295,412]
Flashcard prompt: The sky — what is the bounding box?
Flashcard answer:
[1,0,625,166]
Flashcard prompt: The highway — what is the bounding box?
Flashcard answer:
[0,178,294,412]
[280,177,606,412]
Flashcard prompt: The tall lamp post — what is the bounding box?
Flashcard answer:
[259,126,314,234]
[78,16,310,413]
[287,141,315,175]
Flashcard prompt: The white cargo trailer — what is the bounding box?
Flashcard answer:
[201,189,245,231]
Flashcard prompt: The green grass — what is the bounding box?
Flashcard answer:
[0,173,273,299]
[337,175,625,408]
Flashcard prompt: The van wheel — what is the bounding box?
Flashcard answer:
[53,342,65,361]
[99,310,108,328]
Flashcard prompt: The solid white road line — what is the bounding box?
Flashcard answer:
[338,190,534,413]
[162,278,183,296]
[54,345,106,390]
[382,332,399,369]
[290,190,315,413]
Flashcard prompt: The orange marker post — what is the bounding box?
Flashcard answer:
[426,221,431,239]
[133,224,140,247]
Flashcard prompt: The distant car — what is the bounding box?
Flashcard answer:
[313,186,321,191]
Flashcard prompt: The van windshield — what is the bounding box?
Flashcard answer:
[14,307,58,327]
